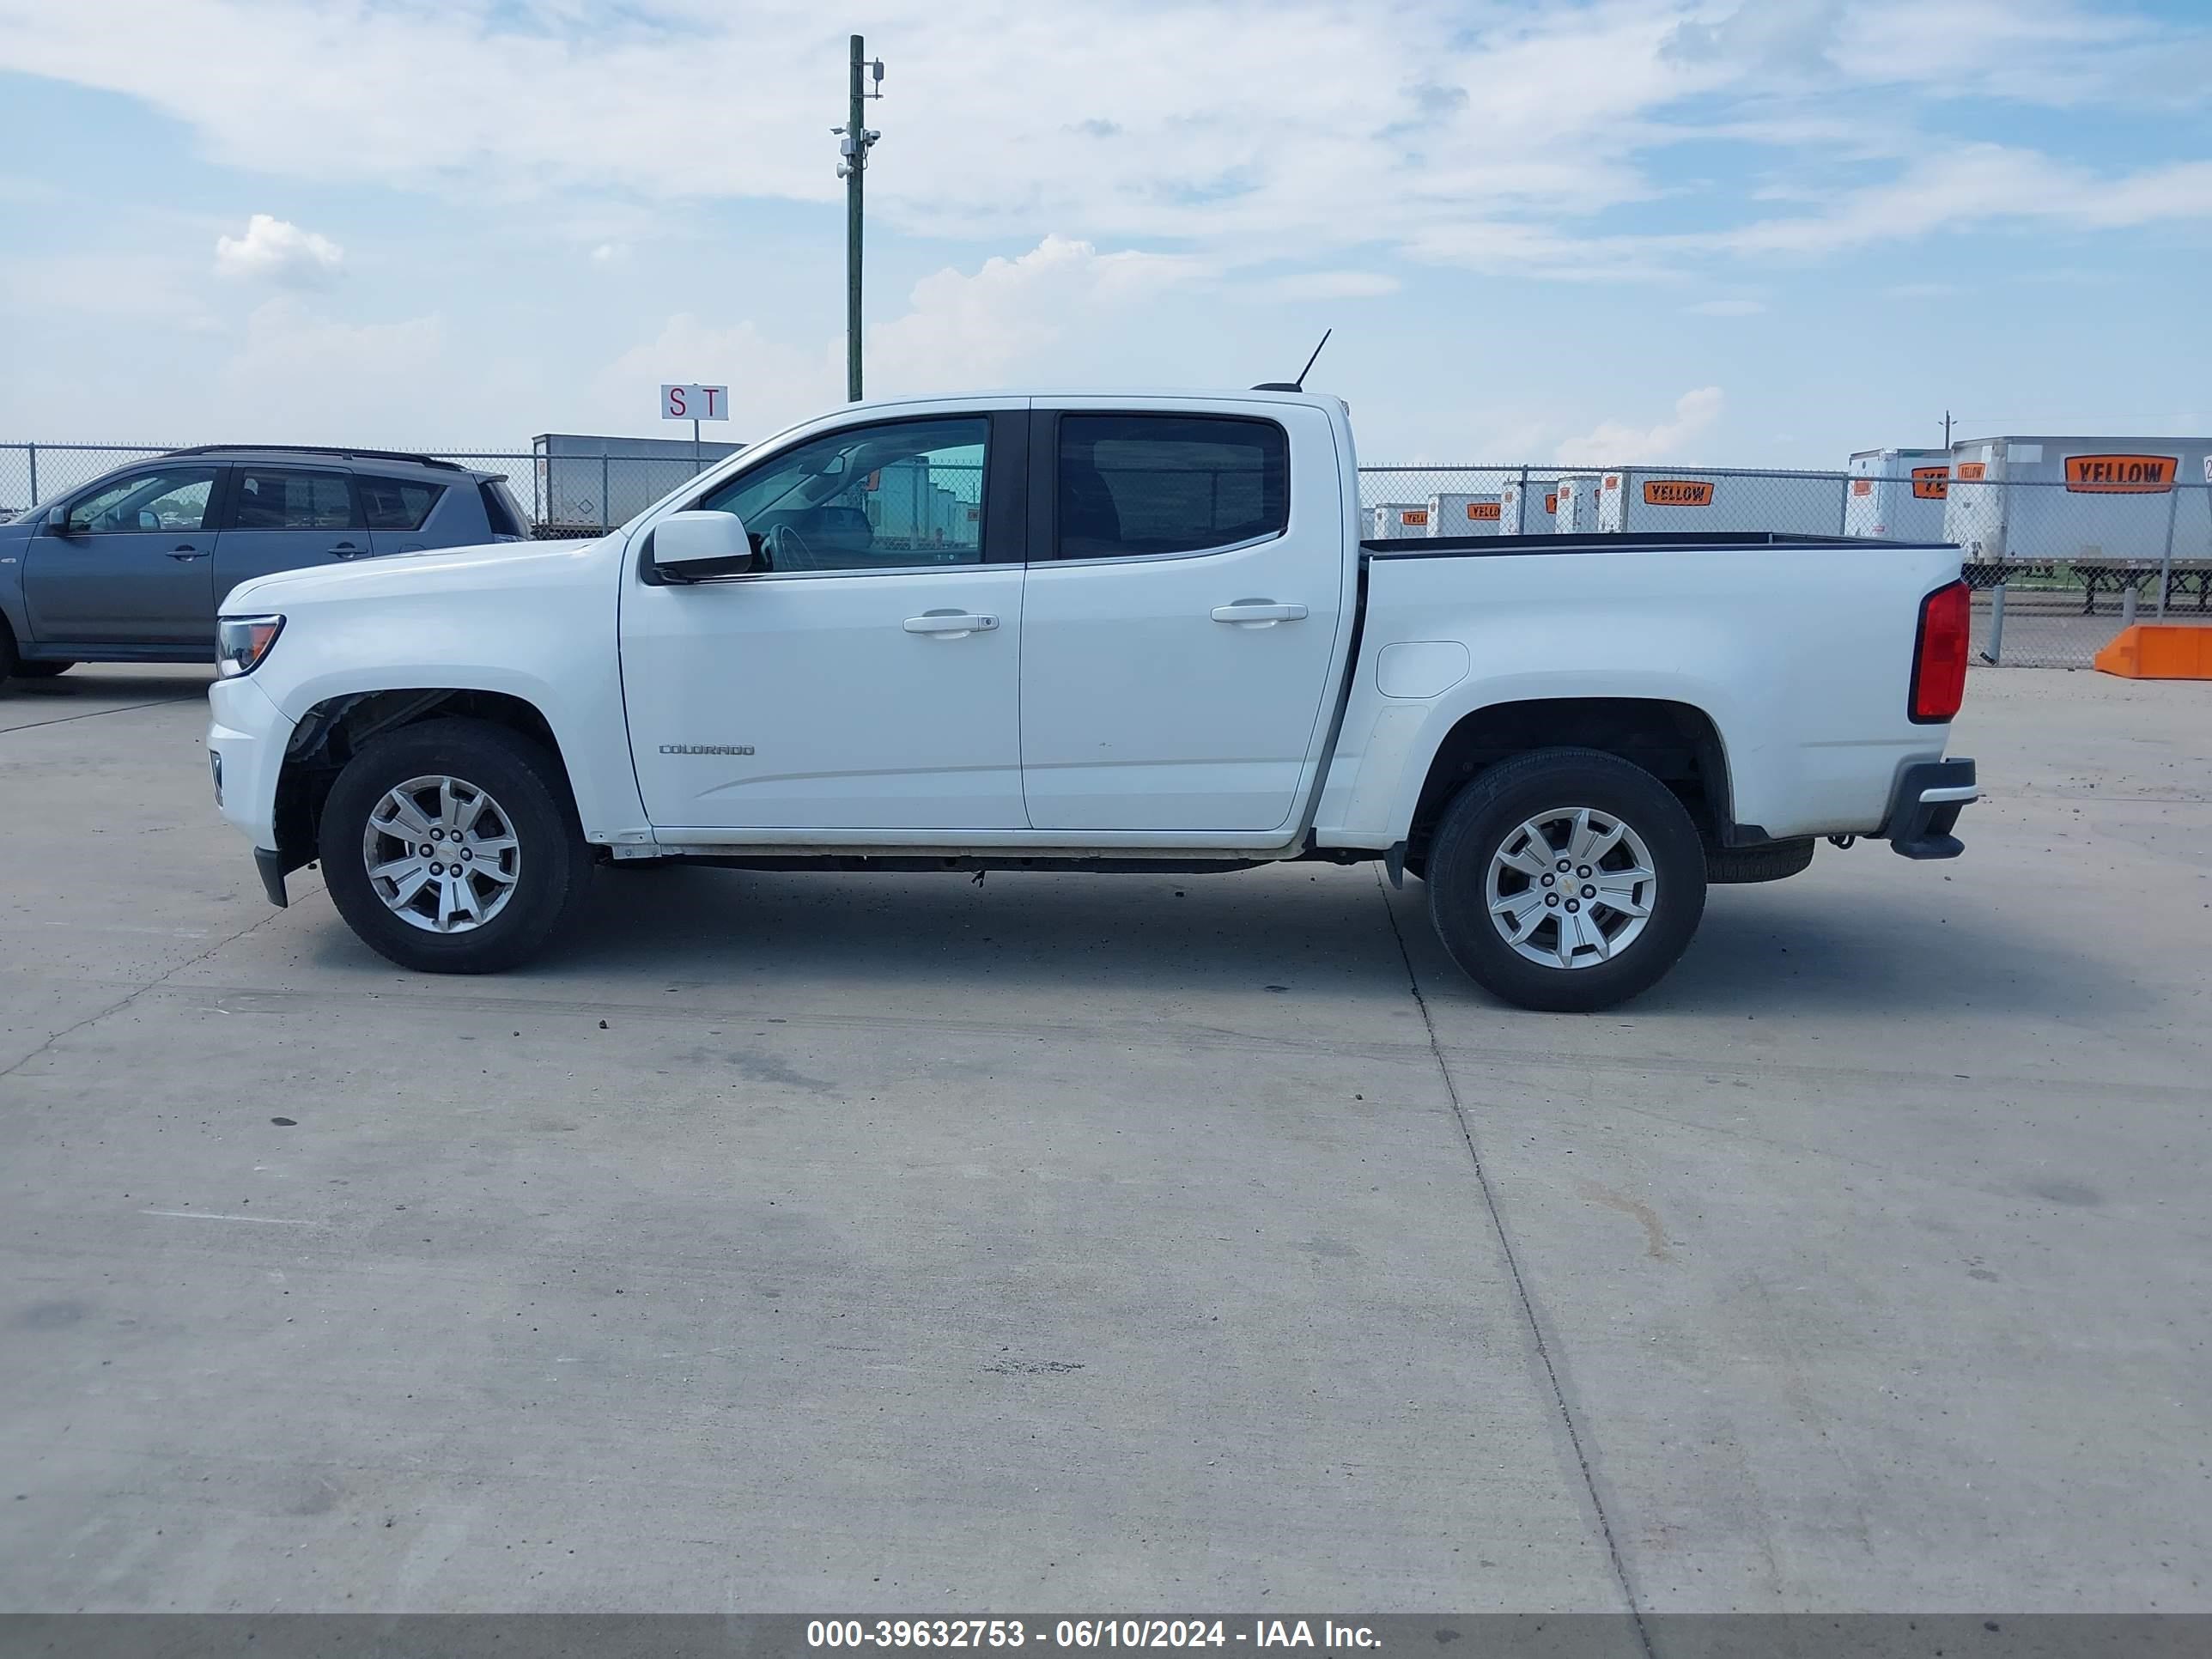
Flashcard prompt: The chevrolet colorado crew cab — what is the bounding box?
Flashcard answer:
[205,390,1977,1012]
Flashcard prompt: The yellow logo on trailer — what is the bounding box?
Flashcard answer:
[1643,479,1715,507]
[2064,454,2176,494]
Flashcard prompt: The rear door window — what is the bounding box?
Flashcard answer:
[1054,415,1288,560]
[232,469,356,531]
[358,477,444,532]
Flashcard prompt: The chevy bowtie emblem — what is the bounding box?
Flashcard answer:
[660,743,754,756]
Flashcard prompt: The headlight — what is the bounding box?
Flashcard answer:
[216,614,285,678]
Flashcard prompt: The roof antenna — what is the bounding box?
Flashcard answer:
[1254,328,1331,392]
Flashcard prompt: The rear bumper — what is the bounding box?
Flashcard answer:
[1879,757,1977,860]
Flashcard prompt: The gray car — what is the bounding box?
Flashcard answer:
[0,446,532,682]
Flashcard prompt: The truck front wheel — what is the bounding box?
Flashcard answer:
[1426,748,1707,1012]
[319,718,593,974]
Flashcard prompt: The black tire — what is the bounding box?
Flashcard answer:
[0,625,18,683]
[1427,748,1707,1013]
[1705,837,1814,884]
[319,717,592,974]
[11,659,76,679]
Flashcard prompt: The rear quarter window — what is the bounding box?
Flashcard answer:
[357,477,445,532]
[478,481,526,538]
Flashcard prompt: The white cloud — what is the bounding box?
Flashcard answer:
[1686,298,1766,316]
[1556,386,1725,465]
[1,1,2203,295]
[870,236,1202,392]
[589,241,629,266]
[1713,147,2212,257]
[1662,0,1847,76]
[214,213,344,288]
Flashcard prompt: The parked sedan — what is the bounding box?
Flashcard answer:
[0,446,532,682]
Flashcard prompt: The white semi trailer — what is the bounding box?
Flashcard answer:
[1846,448,1951,543]
[1942,434,2212,565]
[1595,469,1845,536]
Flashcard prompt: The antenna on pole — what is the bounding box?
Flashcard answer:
[1253,328,1333,392]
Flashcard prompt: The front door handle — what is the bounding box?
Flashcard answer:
[1210,600,1307,626]
[902,612,1000,638]
[167,545,206,561]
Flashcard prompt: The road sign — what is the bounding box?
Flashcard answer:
[660,385,730,422]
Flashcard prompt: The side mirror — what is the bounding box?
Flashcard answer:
[649,510,756,582]
[46,506,80,538]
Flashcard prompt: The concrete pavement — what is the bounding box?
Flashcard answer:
[1,665,2206,1612]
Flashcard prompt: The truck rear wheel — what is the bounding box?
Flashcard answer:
[319,717,592,974]
[1426,748,1706,1012]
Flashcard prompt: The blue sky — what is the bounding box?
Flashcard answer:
[3,0,2210,465]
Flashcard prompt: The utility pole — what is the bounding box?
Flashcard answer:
[836,36,884,403]
[1942,409,1954,448]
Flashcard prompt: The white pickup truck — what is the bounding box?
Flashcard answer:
[206,390,1977,1011]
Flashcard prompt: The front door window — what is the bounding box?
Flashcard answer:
[700,418,987,572]
[65,468,218,534]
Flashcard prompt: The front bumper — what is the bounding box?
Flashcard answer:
[1878,757,1977,860]
[206,674,296,898]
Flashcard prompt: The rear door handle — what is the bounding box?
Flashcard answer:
[1210,600,1307,625]
[167,545,206,561]
[328,543,368,559]
[903,612,999,637]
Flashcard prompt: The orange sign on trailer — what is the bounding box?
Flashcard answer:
[1911,465,1949,500]
[2065,454,2177,493]
[1468,501,1501,521]
[1643,479,1715,507]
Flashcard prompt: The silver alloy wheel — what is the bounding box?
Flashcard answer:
[362,774,522,934]
[1484,805,1657,970]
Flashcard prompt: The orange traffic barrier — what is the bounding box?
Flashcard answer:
[2094,624,2212,679]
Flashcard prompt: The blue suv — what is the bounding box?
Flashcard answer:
[0,446,532,682]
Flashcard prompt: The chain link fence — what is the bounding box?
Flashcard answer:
[1356,464,2212,670]
[7,443,2208,669]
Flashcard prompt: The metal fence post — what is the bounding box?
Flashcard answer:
[25,442,36,507]
[1984,580,2006,665]
[601,455,612,534]
[2157,486,2179,619]
[2121,579,2137,629]
[1514,465,1528,533]
[1837,473,1849,536]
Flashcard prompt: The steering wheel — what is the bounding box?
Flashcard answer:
[767,522,821,571]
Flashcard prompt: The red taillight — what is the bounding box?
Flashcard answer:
[1911,580,1971,723]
